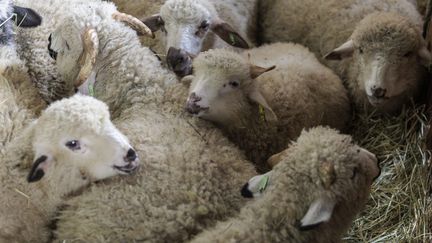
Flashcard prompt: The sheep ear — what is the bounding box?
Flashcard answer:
[417,46,432,67]
[324,40,354,60]
[250,65,276,79]
[299,195,336,230]
[211,21,249,49]
[248,90,278,122]
[240,171,272,198]
[141,14,164,33]
[27,155,52,183]
[12,6,42,27]
[181,75,194,86]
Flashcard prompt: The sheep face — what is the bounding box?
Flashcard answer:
[325,13,430,111]
[243,127,380,229]
[27,95,138,185]
[143,0,249,77]
[185,50,275,125]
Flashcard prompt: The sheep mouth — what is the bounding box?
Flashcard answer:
[367,95,389,106]
[113,162,138,174]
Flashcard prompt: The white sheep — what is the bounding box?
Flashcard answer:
[46,7,260,241]
[13,0,154,102]
[191,126,380,243]
[184,44,351,170]
[0,94,138,243]
[141,0,257,77]
[259,0,431,113]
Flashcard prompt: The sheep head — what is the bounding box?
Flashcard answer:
[142,0,249,77]
[242,127,380,230]
[185,49,276,126]
[25,94,138,194]
[48,9,153,90]
[325,12,430,112]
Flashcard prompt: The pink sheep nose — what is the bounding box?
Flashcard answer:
[186,92,207,115]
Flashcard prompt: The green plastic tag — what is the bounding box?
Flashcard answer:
[88,83,95,97]
[259,105,266,122]
[258,175,269,193]
[229,33,236,46]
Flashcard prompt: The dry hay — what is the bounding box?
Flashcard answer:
[344,104,432,242]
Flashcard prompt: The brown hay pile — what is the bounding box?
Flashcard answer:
[344,104,432,242]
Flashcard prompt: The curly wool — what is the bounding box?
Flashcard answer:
[259,0,427,113]
[190,127,374,243]
[190,44,350,170]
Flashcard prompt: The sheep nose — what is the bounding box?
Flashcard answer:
[125,148,137,163]
[186,92,204,115]
[371,87,386,98]
[167,47,193,77]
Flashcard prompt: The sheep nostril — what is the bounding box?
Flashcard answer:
[125,148,137,162]
[371,87,386,98]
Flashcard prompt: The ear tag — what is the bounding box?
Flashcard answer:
[229,33,236,46]
[88,83,95,97]
[258,174,270,193]
[259,104,267,123]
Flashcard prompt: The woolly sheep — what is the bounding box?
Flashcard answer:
[259,0,431,113]
[142,0,257,77]
[0,94,138,243]
[13,0,154,102]
[191,126,380,243]
[47,8,259,242]
[185,44,351,170]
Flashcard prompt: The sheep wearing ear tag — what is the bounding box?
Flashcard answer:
[186,43,351,171]
[191,126,380,243]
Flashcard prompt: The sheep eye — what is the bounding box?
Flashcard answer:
[199,21,210,30]
[229,81,239,88]
[351,167,358,180]
[359,47,364,54]
[403,51,413,58]
[65,140,81,151]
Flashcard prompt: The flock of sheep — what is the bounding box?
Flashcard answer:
[0,0,428,242]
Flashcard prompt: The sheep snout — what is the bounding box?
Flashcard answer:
[358,148,380,182]
[167,47,193,77]
[186,92,208,115]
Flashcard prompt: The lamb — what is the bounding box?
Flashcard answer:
[46,8,259,242]
[141,0,257,77]
[184,44,351,171]
[190,126,380,243]
[13,0,154,102]
[259,0,430,113]
[0,94,138,243]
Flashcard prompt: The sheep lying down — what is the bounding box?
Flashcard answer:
[192,127,380,243]
[184,44,351,170]
[0,94,138,243]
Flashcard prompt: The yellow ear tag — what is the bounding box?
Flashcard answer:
[259,104,266,123]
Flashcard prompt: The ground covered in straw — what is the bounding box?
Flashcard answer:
[344,104,432,242]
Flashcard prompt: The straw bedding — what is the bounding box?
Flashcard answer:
[345,104,432,242]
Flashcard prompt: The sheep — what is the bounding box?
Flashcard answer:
[259,0,430,113]
[0,94,138,243]
[141,0,258,77]
[13,0,154,102]
[190,126,380,243]
[46,8,260,242]
[184,44,351,171]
